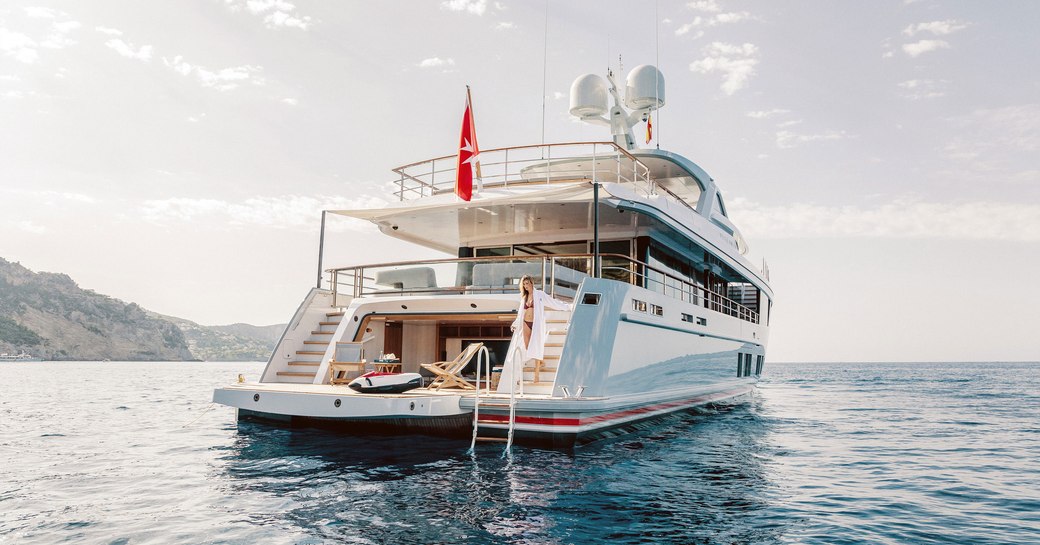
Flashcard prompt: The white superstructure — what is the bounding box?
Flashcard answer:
[214,66,773,447]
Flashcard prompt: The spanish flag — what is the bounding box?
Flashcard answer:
[645,113,653,144]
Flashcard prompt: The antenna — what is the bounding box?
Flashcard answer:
[540,0,549,146]
[655,0,661,149]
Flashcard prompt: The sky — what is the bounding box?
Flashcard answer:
[2,1,1038,362]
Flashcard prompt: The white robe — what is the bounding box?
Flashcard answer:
[498,290,570,393]
[511,290,571,360]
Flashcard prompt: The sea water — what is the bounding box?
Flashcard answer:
[1,361,1038,544]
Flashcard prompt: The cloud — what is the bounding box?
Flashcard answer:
[23,6,60,18]
[163,55,264,91]
[281,97,298,105]
[140,195,388,231]
[95,26,123,36]
[676,1,749,35]
[15,220,48,234]
[897,79,946,100]
[940,104,1040,180]
[39,18,81,50]
[728,198,1040,242]
[418,57,455,68]
[902,39,949,57]
[495,22,515,30]
[105,39,152,62]
[675,12,750,35]
[687,0,721,12]
[903,20,968,37]
[775,129,849,148]
[224,0,313,29]
[0,29,39,63]
[690,42,758,95]
[441,0,488,15]
[747,109,790,119]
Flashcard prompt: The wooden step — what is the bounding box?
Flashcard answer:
[326,311,345,317]
[542,355,560,361]
[523,366,556,373]
[548,329,568,335]
[311,331,334,335]
[296,351,325,356]
[546,319,568,324]
[475,436,509,442]
[288,361,320,367]
[544,342,564,347]
[523,380,554,385]
[303,340,330,345]
[476,418,505,425]
[276,371,316,377]
[318,321,340,326]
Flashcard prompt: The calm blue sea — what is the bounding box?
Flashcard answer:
[1,361,1038,544]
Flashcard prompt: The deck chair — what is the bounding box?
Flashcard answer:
[329,342,365,385]
[420,342,483,391]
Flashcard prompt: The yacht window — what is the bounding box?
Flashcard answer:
[632,299,647,312]
[650,304,663,316]
[736,354,744,377]
[714,192,727,217]
[755,355,764,376]
[475,247,511,257]
[681,313,693,323]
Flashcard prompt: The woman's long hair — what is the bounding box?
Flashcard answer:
[518,274,533,302]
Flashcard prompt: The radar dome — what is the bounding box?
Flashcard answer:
[625,65,665,111]
[569,74,608,117]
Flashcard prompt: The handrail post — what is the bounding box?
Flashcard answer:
[542,256,549,297]
[331,269,338,307]
[593,182,600,278]
[316,210,327,289]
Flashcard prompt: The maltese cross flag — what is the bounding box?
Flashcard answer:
[455,87,480,201]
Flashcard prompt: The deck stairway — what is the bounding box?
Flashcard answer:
[471,310,571,447]
[274,310,343,383]
[520,308,572,395]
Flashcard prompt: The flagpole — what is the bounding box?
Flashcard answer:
[467,85,482,186]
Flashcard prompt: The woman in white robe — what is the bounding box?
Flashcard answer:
[498,275,571,393]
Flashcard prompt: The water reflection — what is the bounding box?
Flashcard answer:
[217,396,783,544]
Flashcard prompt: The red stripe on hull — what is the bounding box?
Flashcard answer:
[480,386,751,427]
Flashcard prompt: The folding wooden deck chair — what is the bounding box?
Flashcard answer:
[421,342,483,391]
[328,342,366,385]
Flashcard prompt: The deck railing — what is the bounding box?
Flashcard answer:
[327,253,759,324]
[391,142,653,201]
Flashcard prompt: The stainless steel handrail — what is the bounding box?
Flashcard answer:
[327,253,759,324]
[391,142,653,201]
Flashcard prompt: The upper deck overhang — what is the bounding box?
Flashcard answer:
[330,182,636,253]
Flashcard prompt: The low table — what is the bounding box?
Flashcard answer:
[373,360,402,373]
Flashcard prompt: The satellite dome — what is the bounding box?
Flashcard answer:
[625,65,665,111]
[569,73,608,117]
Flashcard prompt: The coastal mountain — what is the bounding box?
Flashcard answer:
[0,258,282,361]
[160,316,284,362]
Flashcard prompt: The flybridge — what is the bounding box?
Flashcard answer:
[388,141,653,201]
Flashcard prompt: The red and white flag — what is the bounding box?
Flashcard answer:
[455,87,480,201]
